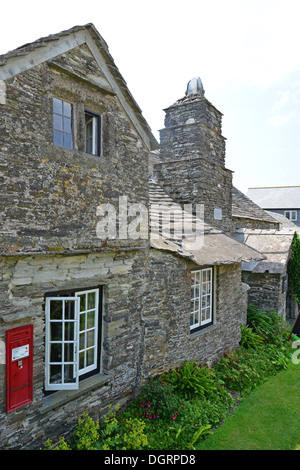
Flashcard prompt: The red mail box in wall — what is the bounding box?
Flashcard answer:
[6,325,33,413]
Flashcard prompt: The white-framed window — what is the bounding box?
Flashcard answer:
[284,210,297,221]
[190,267,213,332]
[45,288,100,391]
[85,110,101,156]
[53,97,73,149]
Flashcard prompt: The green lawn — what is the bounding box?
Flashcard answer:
[196,360,300,450]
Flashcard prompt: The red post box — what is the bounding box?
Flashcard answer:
[6,325,33,413]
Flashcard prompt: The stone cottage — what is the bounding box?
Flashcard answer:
[0,24,263,449]
[232,186,297,322]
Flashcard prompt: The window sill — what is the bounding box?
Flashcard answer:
[40,373,111,413]
[189,323,218,340]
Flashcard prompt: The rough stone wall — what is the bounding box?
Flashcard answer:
[142,251,247,378]
[0,251,147,449]
[242,271,287,316]
[0,43,149,253]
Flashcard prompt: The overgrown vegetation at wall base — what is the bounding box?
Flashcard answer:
[43,306,293,450]
[288,231,300,303]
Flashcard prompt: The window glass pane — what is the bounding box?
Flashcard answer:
[64,365,76,383]
[50,300,62,320]
[64,322,75,341]
[65,300,75,320]
[87,311,95,329]
[87,330,94,348]
[64,343,75,363]
[87,348,94,367]
[53,129,63,147]
[50,343,62,362]
[50,322,62,341]
[50,365,62,384]
[53,97,62,115]
[79,351,85,370]
[79,332,85,350]
[63,133,72,149]
[63,101,72,118]
[53,113,63,130]
[88,292,96,309]
[79,294,86,312]
[63,116,72,133]
[80,312,86,331]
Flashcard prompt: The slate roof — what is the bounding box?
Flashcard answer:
[149,180,265,266]
[247,186,300,209]
[232,186,278,225]
[234,228,295,274]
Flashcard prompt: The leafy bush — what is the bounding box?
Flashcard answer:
[247,304,290,346]
[164,360,216,399]
[128,379,182,421]
[240,324,264,349]
[42,406,148,450]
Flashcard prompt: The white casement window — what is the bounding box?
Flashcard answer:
[190,267,213,331]
[85,110,101,156]
[284,210,297,221]
[45,288,99,391]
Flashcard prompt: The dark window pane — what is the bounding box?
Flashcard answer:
[64,321,75,341]
[50,322,62,341]
[50,300,62,320]
[54,129,63,147]
[50,365,62,384]
[65,300,75,320]
[50,343,62,362]
[64,365,76,383]
[64,343,75,363]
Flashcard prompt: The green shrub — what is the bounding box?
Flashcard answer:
[129,379,183,421]
[247,304,290,346]
[165,360,216,399]
[240,324,263,349]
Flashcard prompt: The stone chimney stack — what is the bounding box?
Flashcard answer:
[154,78,233,233]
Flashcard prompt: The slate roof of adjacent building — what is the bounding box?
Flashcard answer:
[247,186,300,209]
[232,186,278,225]
[149,180,265,266]
[234,228,295,274]
[0,23,158,152]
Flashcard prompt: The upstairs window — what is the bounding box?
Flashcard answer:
[190,267,213,332]
[85,110,101,156]
[284,210,297,221]
[53,97,73,149]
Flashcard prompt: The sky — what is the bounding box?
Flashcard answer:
[0,0,300,194]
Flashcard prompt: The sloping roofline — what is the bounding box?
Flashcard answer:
[0,23,158,152]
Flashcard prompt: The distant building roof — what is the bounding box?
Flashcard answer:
[232,186,278,225]
[247,186,300,209]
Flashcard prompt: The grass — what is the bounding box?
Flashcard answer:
[196,360,300,450]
